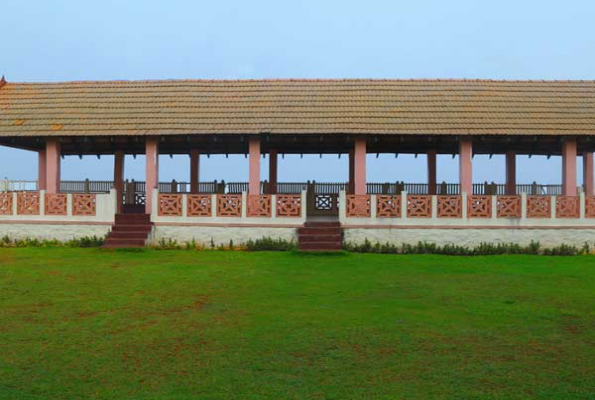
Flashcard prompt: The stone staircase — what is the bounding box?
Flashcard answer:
[103,213,152,248]
[297,221,342,251]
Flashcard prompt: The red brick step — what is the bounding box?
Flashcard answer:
[298,220,342,251]
[103,213,152,248]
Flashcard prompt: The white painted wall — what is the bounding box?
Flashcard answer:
[0,223,111,241]
[150,225,297,246]
[344,228,595,248]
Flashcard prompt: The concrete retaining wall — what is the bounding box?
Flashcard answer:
[150,225,298,246]
[1,222,594,249]
[344,227,595,248]
[0,223,111,241]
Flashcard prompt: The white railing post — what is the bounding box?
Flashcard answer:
[491,195,498,220]
[241,191,247,219]
[300,189,307,221]
[370,194,377,220]
[580,191,586,220]
[551,195,557,220]
[521,193,528,220]
[11,192,17,215]
[66,193,73,216]
[401,191,408,220]
[211,194,217,218]
[271,194,277,219]
[39,190,46,216]
[339,190,346,222]
[461,192,468,220]
[182,194,188,218]
[431,194,437,219]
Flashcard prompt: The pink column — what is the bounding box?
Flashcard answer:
[354,138,367,195]
[45,138,61,193]
[348,149,355,194]
[505,151,516,195]
[190,149,200,194]
[427,150,437,195]
[114,151,125,213]
[459,138,473,194]
[269,150,278,194]
[38,150,47,191]
[145,137,159,213]
[561,138,577,196]
[248,137,261,194]
[583,152,594,196]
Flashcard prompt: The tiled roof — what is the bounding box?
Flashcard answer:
[1,79,595,137]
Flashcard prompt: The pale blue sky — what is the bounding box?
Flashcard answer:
[1,0,594,184]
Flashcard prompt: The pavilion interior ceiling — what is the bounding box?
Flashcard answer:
[1,133,595,157]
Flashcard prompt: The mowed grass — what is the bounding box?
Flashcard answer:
[0,249,594,400]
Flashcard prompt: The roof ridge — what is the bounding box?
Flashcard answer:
[7,78,595,85]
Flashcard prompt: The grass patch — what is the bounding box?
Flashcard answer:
[0,248,594,399]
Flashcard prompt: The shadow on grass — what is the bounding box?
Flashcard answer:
[290,249,350,257]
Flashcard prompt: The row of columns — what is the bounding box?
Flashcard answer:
[36,136,594,213]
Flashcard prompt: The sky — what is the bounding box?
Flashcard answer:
[1,0,594,184]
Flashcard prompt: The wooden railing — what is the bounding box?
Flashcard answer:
[0,180,38,192]
[0,179,567,196]
[60,180,113,193]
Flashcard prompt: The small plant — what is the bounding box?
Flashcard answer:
[0,235,105,248]
[245,237,296,251]
[543,243,579,256]
[67,235,105,248]
[185,238,198,250]
[343,239,585,256]
[155,238,182,250]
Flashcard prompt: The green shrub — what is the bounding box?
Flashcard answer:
[67,235,105,248]
[542,243,579,256]
[155,238,182,250]
[343,239,585,256]
[245,237,296,251]
[0,235,104,248]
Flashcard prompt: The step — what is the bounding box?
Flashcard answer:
[113,219,151,226]
[115,215,151,223]
[298,234,342,243]
[297,227,342,235]
[102,242,146,249]
[304,221,341,228]
[299,242,343,251]
[121,205,146,214]
[110,224,153,232]
[116,212,150,217]
[107,231,151,240]
[114,216,151,225]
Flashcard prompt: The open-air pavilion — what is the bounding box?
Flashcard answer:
[1,78,595,248]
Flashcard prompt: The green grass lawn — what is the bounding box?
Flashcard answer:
[0,248,594,400]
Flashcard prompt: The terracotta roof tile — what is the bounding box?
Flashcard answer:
[1,79,595,137]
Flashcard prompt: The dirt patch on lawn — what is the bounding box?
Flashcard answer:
[163,295,210,314]
[0,251,15,264]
